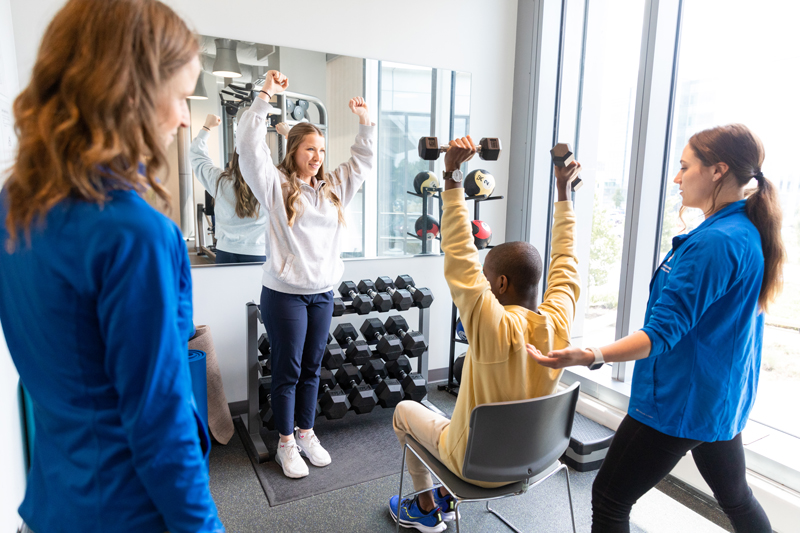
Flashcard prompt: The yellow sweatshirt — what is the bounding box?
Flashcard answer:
[437,189,580,487]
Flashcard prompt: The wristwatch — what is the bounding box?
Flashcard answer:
[587,347,605,370]
[443,169,463,183]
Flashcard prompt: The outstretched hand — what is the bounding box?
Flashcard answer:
[275,122,291,137]
[203,114,221,130]
[526,344,593,369]
[349,97,370,125]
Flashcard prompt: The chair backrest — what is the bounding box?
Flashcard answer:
[461,382,580,483]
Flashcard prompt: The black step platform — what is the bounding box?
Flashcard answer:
[561,413,615,472]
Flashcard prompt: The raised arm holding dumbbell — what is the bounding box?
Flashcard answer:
[388,134,581,528]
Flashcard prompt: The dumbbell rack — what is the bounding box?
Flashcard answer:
[240,298,442,464]
[438,193,504,397]
[406,186,443,255]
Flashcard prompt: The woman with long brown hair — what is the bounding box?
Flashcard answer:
[529,124,782,532]
[236,70,374,479]
[0,0,222,531]
[190,114,267,264]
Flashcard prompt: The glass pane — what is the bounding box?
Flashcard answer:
[562,0,646,347]
[659,0,800,437]
[377,64,433,256]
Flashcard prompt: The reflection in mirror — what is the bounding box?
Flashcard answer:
[153,35,471,266]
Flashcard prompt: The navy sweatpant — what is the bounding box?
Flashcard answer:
[260,286,333,436]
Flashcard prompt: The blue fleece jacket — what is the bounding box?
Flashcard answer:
[633,199,764,442]
[0,186,223,533]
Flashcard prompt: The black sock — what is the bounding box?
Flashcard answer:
[417,496,434,514]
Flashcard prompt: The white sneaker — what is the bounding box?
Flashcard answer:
[275,439,309,479]
[295,429,332,467]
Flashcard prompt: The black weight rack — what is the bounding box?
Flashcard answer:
[406,186,443,255]
[438,193,504,397]
[241,296,444,464]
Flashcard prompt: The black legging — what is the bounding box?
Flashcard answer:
[592,415,771,533]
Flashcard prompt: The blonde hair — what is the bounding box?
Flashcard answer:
[6,0,198,248]
[276,123,345,227]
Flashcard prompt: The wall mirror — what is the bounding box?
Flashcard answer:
[153,35,472,267]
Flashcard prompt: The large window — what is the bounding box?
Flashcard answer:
[559,0,647,348]
[658,0,800,439]
[531,0,800,498]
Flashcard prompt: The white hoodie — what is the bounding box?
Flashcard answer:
[189,129,268,256]
[236,98,376,294]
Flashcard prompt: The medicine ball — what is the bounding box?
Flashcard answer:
[465,169,495,197]
[455,319,467,342]
[413,171,439,195]
[453,354,466,384]
[415,215,440,240]
[471,220,492,249]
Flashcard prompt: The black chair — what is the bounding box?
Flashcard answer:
[396,382,580,533]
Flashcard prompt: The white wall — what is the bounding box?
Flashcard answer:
[0,0,26,528]
[8,0,519,399]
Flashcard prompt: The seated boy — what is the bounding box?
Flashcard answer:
[389,137,581,533]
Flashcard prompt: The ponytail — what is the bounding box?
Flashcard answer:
[689,124,786,312]
[745,174,786,312]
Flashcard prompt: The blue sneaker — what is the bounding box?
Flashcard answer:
[433,488,460,522]
[389,495,446,533]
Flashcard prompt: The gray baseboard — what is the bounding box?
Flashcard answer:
[427,367,449,383]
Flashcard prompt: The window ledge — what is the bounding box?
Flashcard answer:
[562,365,632,412]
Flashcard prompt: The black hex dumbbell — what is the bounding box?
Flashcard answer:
[322,342,345,371]
[317,368,349,420]
[333,323,372,367]
[384,315,428,358]
[394,275,434,309]
[338,280,372,315]
[361,358,404,408]
[386,355,427,402]
[332,297,347,317]
[259,395,276,431]
[418,136,502,161]
[335,364,378,414]
[357,279,393,313]
[258,333,270,361]
[360,318,403,361]
[375,276,413,311]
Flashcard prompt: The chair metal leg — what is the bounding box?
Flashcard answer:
[564,466,577,533]
[454,500,461,533]
[396,445,407,533]
[486,501,523,533]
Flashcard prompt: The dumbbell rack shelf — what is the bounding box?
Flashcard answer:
[240,299,443,464]
[438,193,504,397]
